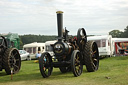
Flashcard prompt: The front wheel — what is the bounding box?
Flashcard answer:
[71,50,83,77]
[39,52,53,78]
[27,56,31,60]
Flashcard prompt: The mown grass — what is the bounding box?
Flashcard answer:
[0,56,128,85]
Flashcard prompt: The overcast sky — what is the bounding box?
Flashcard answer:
[0,0,128,35]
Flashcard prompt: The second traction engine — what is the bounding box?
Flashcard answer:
[39,11,99,78]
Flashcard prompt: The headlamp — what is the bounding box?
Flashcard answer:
[54,44,63,54]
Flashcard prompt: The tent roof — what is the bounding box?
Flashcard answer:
[45,40,56,45]
[23,42,45,48]
[112,38,128,42]
[87,35,112,41]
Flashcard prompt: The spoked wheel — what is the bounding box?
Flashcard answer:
[39,52,53,78]
[3,48,21,74]
[77,28,87,51]
[71,50,83,77]
[83,41,99,72]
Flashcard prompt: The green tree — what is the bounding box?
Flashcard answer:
[19,39,23,49]
[122,26,128,38]
[109,30,123,38]
[19,35,56,45]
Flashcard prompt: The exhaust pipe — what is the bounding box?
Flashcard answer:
[56,11,63,41]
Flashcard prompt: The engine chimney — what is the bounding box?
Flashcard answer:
[56,11,63,41]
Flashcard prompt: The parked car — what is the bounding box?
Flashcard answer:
[19,50,31,61]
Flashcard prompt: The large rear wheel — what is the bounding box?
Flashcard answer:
[39,52,53,78]
[2,48,21,74]
[83,41,99,72]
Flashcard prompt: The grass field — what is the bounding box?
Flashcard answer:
[0,56,128,85]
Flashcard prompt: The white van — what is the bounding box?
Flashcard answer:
[23,42,45,59]
[88,35,113,57]
[45,40,56,56]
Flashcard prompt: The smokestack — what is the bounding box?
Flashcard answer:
[56,11,63,41]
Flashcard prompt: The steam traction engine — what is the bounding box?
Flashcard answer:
[0,36,21,74]
[39,11,99,78]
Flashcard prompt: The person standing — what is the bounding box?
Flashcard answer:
[36,51,41,60]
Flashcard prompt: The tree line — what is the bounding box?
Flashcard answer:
[19,25,128,49]
[19,34,56,49]
[109,26,128,38]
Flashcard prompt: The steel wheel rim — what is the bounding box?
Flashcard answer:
[9,49,20,73]
[43,55,50,76]
[42,53,52,77]
[71,50,83,77]
[75,53,81,75]
[91,43,99,69]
